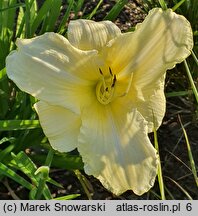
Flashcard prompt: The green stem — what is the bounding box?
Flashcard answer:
[192,50,198,66]
[166,90,192,97]
[152,111,166,200]
[153,126,166,200]
[172,0,187,11]
[87,0,103,19]
[184,59,198,104]
[178,115,198,187]
[44,148,54,167]
[34,176,46,200]
[24,0,30,38]
[158,0,168,10]
[35,148,54,200]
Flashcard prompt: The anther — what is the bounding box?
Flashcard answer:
[109,67,113,76]
[96,67,117,105]
[111,75,116,88]
[99,68,103,75]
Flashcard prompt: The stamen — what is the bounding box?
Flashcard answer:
[111,75,116,88]
[99,68,103,75]
[109,67,113,76]
[98,68,107,90]
[96,67,117,105]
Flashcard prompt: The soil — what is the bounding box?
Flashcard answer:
[0,0,197,200]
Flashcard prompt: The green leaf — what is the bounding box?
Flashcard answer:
[184,60,198,104]
[45,0,62,32]
[0,0,17,31]
[10,151,38,184]
[29,185,53,200]
[15,5,26,39]
[0,3,25,12]
[31,0,53,35]
[47,178,63,188]
[104,0,128,21]
[54,194,81,200]
[24,0,38,37]
[0,137,15,145]
[74,0,84,18]
[165,176,193,200]
[172,0,187,11]
[87,0,103,19]
[58,0,74,34]
[158,0,168,10]
[10,151,53,200]
[0,143,15,162]
[0,68,9,118]
[0,161,33,190]
[166,90,193,97]
[0,67,6,80]
[178,116,198,187]
[153,112,165,200]
[0,120,40,131]
[31,153,84,170]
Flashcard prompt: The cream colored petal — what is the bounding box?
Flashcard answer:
[131,75,166,132]
[105,8,193,74]
[34,101,81,152]
[68,19,121,51]
[6,33,98,114]
[103,8,193,130]
[78,98,158,196]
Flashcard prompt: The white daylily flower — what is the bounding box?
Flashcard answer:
[6,8,193,195]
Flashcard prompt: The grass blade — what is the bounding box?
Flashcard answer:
[0,3,25,12]
[104,0,128,21]
[0,137,15,145]
[0,120,40,131]
[74,0,84,18]
[158,0,167,10]
[31,0,53,35]
[178,115,198,187]
[166,90,192,97]
[45,0,62,32]
[172,0,187,11]
[192,51,198,66]
[87,0,103,19]
[184,59,198,104]
[15,5,26,39]
[11,151,53,199]
[0,0,17,68]
[165,176,193,200]
[30,153,83,170]
[153,122,166,200]
[0,162,33,190]
[54,194,81,200]
[0,68,9,118]
[34,166,50,200]
[10,152,38,184]
[24,0,34,38]
[35,148,54,199]
[0,142,15,162]
[58,0,74,34]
